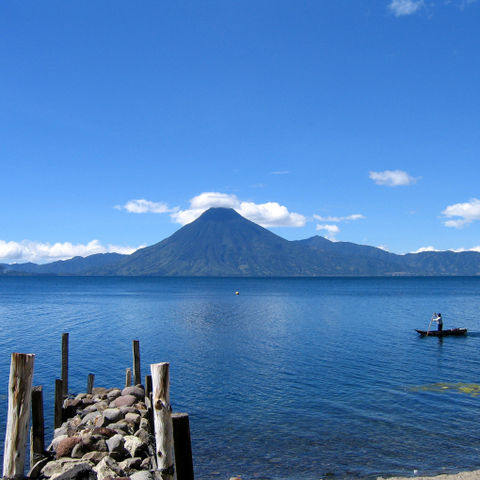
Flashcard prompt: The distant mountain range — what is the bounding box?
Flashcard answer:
[2,207,480,277]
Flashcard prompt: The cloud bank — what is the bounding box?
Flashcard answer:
[0,240,140,265]
[314,214,365,222]
[313,212,365,240]
[316,224,340,241]
[369,169,418,186]
[388,0,424,16]
[172,192,306,227]
[120,192,306,228]
[442,198,480,228]
[115,199,174,214]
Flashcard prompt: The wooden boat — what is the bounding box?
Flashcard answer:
[415,328,467,337]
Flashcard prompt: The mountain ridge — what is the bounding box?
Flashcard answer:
[2,208,480,277]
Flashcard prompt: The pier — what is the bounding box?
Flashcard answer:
[2,336,194,480]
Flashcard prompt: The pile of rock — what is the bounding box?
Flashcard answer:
[32,386,157,480]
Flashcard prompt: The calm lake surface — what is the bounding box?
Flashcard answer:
[1,276,480,479]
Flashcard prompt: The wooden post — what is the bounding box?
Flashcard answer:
[125,368,132,388]
[172,413,194,480]
[150,362,174,480]
[3,352,35,480]
[30,386,45,468]
[54,379,63,429]
[87,374,95,395]
[145,374,152,398]
[132,339,141,386]
[61,333,69,396]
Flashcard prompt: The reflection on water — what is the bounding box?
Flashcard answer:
[0,276,480,479]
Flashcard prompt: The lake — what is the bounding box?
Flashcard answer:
[1,276,480,479]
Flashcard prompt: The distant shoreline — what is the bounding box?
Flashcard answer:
[378,470,480,480]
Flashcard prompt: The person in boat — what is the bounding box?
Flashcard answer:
[433,312,443,332]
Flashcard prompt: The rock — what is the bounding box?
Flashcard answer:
[103,408,123,423]
[139,417,149,431]
[93,456,125,480]
[107,389,122,400]
[71,442,87,459]
[81,404,99,415]
[119,457,142,472]
[75,393,88,401]
[80,411,101,426]
[82,451,108,465]
[80,433,99,451]
[81,398,94,406]
[123,435,148,458]
[134,403,147,413]
[95,400,110,412]
[106,434,128,460]
[51,462,96,480]
[121,386,145,400]
[134,428,150,444]
[93,416,110,429]
[107,421,131,434]
[49,434,68,451]
[56,437,82,459]
[130,470,154,480]
[112,394,137,408]
[91,437,108,453]
[64,398,81,408]
[92,427,117,438]
[140,457,151,470]
[28,456,51,478]
[42,458,92,478]
[63,399,81,420]
[54,424,69,437]
[125,412,140,426]
[119,406,139,415]
[92,387,108,396]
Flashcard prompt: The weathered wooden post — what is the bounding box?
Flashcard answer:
[150,362,174,480]
[3,352,35,480]
[145,374,152,398]
[172,413,194,480]
[125,368,132,388]
[30,386,45,467]
[61,333,69,396]
[132,339,141,386]
[87,373,95,394]
[54,379,63,429]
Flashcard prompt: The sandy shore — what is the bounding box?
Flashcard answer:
[377,470,480,480]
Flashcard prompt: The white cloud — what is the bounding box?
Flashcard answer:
[316,224,340,240]
[369,169,419,186]
[313,213,364,240]
[442,198,480,228]
[388,0,424,16]
[170,192,306,228]
[412,246,440,253]
[411,245,480,254]
[314,214,365,222]
[115,199,174,214]
[452,246,480,253]
[0,240,141,265]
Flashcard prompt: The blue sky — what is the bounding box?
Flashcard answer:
[1,0,479,263]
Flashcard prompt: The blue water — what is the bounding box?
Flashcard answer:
[1,276,480,479]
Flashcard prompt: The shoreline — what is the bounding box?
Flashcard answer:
[378,470,480,480]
